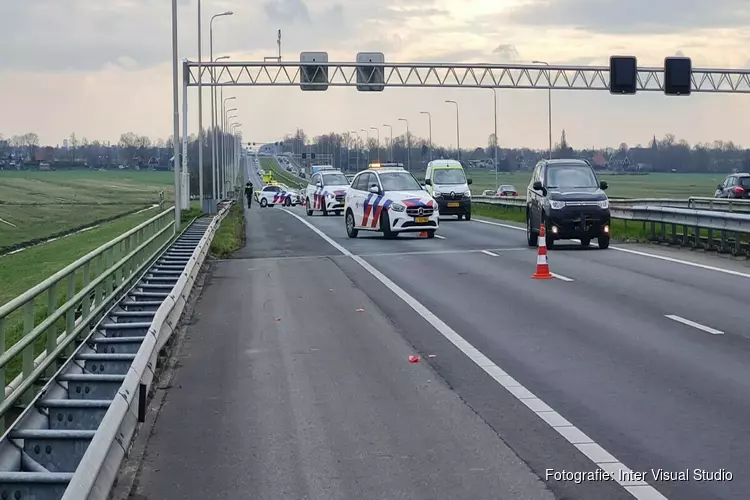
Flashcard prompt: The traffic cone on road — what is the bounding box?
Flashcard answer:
[532,223,553,279]
[419,231,428,238]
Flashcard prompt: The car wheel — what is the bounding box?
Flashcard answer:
[345,210,358,238]
[598,234,610,249]
[285,198,291,207]
[381,211,397,239]
[260,198,268,208]
[526,212,536,247]
[580,238,591,247]
[544,218,554,249]
[305,199,313,216]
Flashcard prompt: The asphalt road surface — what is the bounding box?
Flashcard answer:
[131,167,750,499]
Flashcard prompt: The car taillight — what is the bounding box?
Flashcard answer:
[513,192,517,197]
[500,192,505,196]
[734,186,745,194]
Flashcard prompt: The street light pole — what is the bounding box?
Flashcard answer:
[489,88,498,188]
[360,129,369,164]
[369,127,380,161]
[197,0,204,209]
[382,124,393,161]
[350,131,360,171]
[224,106,237,198]
[445,100,460,162]
[216,56,230,199]
[398,118,410,171]
[209,11,233,206]
[533,60,552,159]
[420,111,432,161]
[170,0,181,229]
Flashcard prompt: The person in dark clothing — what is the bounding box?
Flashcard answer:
[244,182,254,208]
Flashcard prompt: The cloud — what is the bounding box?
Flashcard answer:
[504,0,750,34]
[493,44,519,61]
[263,0,311,23]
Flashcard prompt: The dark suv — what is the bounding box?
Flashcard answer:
[526,159,611,249]
[715,173,750,199]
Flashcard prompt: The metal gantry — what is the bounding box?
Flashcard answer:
[185,60,750,93]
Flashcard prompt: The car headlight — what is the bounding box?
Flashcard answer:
[390,203,405,212]
[327,193,334,199]
[598,199,609,209]
[464,190,471,198]
[433,192,443,198]
[549,200,565,210]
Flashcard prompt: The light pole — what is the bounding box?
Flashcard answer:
[225,113,237,195]
[420,111,432,161]
[445,100,460,162]
[398,118,410,171]
[197,0,204,209]
[231,123,241,193]
[382,124,393,161]
[533,60,552,159]
[170,0,181,228]
[217,57,230,199]
[209,10,233,206]
[486,87,499,188]
[369,127,380,161]
[223,105,237,198]
[350,131,360,171]
[360,128,370,164]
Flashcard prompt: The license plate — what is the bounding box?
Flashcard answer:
[447,202,459,207]
[415,217,429,224]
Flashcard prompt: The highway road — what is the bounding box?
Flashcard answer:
[130,161,750,500]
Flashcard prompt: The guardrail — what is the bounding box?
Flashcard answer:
[471,196,750,254]
[0,202,233,500]
[0,208,176,432]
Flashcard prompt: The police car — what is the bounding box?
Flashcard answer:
[344,164,439,239]
[256,184,298,207]
[304,167,350,216]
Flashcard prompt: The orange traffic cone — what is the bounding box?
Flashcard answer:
[419,231,428,238]
[532,223,553,279]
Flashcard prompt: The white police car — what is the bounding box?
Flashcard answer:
[305,168,350,216]
[256,184,298,207]
[344,165,439,239]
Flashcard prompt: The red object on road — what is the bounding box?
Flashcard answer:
[408,355,420,363]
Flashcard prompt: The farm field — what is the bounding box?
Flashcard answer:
[0,169,174,250]
[448,171,725,199]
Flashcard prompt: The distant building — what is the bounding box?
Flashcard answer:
[591,152,608,169]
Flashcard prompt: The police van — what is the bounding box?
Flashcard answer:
[344,164,440,239]
[304,167,350,216]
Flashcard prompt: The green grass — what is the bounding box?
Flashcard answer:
[472,203,700,243]
[0,208,172,383]
[438,171,726,199]
[0,169,174,249]
[260,158,306,189]
[210,203,245,258]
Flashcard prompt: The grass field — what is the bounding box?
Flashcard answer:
[0,169,175,250]
[440,171,725,199]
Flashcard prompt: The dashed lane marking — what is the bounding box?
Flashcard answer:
[280,207,667,500]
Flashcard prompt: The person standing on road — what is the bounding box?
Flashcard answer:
[244,181,254,208]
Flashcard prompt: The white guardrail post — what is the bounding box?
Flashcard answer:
[61,202,234,500]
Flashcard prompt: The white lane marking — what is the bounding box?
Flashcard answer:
[665,315,724,335]
[551,273,574,282]
[360,248,527,258]
[472,218,750,280]
[434,234,447,239]
[280,208,665,500]
[481,250,499,257]
[0,218,18,228]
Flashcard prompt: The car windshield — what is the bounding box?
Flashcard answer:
[546,166,598,188]
[740,177,750,188]
[265,186,281,192]
[322,173,348,186]
[499,185,516,191]
[379,172,423,191]
[433,169,466,184]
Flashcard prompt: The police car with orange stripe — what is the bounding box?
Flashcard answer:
[304,166,350,216]
[344,163,439,239]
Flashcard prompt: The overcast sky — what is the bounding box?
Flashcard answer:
[1,0,750,150]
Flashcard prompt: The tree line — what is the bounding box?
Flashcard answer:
[281,128,750,173]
